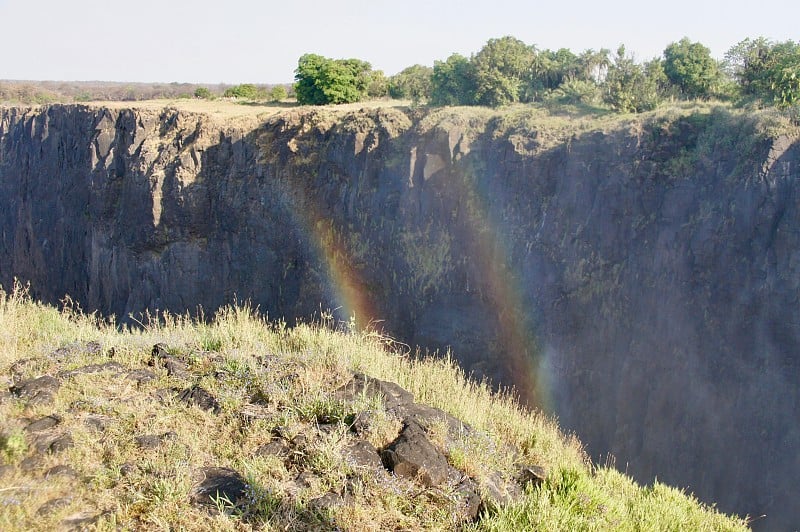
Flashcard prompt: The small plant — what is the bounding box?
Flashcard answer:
[0,429,27,462]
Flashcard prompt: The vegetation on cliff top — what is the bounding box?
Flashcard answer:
[0,284,749,530]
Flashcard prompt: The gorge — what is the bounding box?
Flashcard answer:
[1,102,798,529]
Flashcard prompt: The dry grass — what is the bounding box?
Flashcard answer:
[0,283,749,531]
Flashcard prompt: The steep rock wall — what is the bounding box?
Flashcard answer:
[1,103,798,528]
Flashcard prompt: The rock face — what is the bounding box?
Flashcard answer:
[1,104,799,528]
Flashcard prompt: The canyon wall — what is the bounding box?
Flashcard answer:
[1,103,798,528]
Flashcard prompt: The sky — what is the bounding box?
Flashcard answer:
[1,0,797,84]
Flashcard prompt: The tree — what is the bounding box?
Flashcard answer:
[294,54,374,105]
[603,45,662,113]
[725,38,800,107]
[194,87,213,99]
[223,84,259,99]
[389,64,433,103]
[430,54,476,106]
[663,38,722,99]
[269,86,287,102]
[472,36,535,107]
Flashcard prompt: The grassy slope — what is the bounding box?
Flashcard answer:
[0,284,748,531]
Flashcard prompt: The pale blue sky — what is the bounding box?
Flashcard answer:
[1,0,797,84]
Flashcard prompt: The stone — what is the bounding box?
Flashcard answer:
[49,433,75,453]
[454,478,482,521]
[480,471,523,510]
[36,497,72,516]
[58,362,125,379]
[381,421,460,487]
[83,414,114,432]
[119,462,138,477]
[342,439,382,470]
[19,456,45,471]
[135,432,177,449]
[190,467,247,507]
[150,343,171,362]
[335,373,414,409]
[254,439,289,457]
[44,465,79,479]
[126,369,157,385]
[176,386,221,414]
[10,375,60,404]
[61,511,100,528]
[308,492,347,512]
[24,415,62,432]
[518,465,547,488]
[164,356,190,378]
[392,402,473,438]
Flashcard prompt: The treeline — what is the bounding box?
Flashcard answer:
[295,36,800,112]
[0,81,293,105]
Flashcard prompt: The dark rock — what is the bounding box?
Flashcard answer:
[480,471,523,510]
[254,439,289,457]
[120,462,138,477]
[291,433,308,448]
[58,362,125,379]
[335,373,414,409]
[151,387,178,404]
[518,465,547,488]
[24,415,61,432]
[392,402,473,438]
[10,375,60,404]
[36,497,72,516]
[308,492,347,512]
[150,343,171,362]
[342,439,382,470]
[176,386,221,414]
[83,414,114,432]
[44,465,79,479]
[164,356,190,378]
[126,369,157,385]
[20,456,45,471]
[61,512,100,528]
[135,432,177,449]
[49,433,74,453]
[381,421,460,487]
[190,467,247,507]
[294,470,317,488]
[454,478,482,521]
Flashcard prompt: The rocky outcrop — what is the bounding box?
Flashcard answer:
[1,103,799,528]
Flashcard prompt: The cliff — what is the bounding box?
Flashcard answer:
[1,102,798,528]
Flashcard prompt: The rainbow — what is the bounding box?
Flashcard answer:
[280,142,550,410]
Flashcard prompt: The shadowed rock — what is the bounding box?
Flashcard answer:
[83,414,114,432]
[49,433,75,454]
[190,467,247,508]
[254,439,289,458]
[24,415,62,432]
[58,362,125,379]
[44,465,79,479]
[36,497,71,516]
[480,470,523,510]
[126,369,157,385]
[454,478,482,521]
[381,421,460,487]
[135,432,178,449]
[342,439,383,470]
[518,465,547,488]
[10,375,60,404]
[335,373,414,409]
[176,386,221,414]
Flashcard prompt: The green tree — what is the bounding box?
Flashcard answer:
[663,38,722,99]
[430,54,476,106]
[725,38,800,107]
[603,45,662,113]
[472,36,535,107]
[269,85,287,102]
[389,64,433,103]
[223,84,259,99]
[194,87,213,99]
[294,54,374,105]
